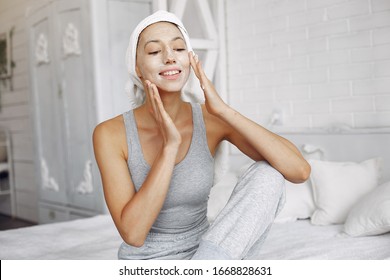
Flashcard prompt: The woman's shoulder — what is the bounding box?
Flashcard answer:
[94,114,124,135]
[93,114,127,149]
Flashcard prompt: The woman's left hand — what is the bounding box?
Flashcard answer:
[189,51,227,116]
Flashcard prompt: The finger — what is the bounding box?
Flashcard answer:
[144,80,154,103]
[148,82,159,118]
[189,51,201,79]
[195,59,208,91]
[153,86,172,125]
[143,80,151,96]
[151,83,165,123]
[154,93,165,118]
[143,80,154,114]
[196,59,208,84]
[189,51,212,94]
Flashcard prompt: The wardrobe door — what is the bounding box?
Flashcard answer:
[29,6,67,205]
[55,0,100,211]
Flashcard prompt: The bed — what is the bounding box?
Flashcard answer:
[0,214,389,260]
[1,127,390,260]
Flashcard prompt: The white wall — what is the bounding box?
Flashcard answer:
[0,0,47,222]
[225,0,390,129]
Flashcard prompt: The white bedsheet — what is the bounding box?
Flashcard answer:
[0,215,389,260]
[252,220,390,260]
[0,215,122,260]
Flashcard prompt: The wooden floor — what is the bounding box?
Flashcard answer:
[0,214,37,230]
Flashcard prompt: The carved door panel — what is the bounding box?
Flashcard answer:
[55,0,98,210]
[29,5,68,205]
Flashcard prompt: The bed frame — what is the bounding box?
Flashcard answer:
[278,126,390,183]
[229,126,390,183]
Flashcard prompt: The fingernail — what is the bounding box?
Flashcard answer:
[192,51,196,57]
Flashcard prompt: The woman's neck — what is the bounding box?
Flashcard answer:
[142,90,185,126]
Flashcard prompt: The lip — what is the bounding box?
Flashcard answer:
[159,68,182,80]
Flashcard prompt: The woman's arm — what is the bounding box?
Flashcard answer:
[219,108,310,183]
[189,52,310,183]
[93,82,181,247]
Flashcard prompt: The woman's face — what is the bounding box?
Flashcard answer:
[136,22,190,94]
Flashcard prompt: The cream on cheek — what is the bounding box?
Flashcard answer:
[137,59,160,83]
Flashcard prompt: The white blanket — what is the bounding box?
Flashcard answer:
[0,215,389,260]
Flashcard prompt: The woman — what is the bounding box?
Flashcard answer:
[93,10,310,260]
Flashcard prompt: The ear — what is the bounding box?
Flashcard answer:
[135,65,142,79]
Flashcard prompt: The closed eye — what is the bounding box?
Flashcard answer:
[148,50,161,55]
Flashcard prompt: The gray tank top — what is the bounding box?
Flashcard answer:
[123,103,214,234]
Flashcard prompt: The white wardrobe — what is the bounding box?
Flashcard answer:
[28,0,153,223]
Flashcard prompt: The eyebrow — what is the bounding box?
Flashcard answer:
[144,36,185,49]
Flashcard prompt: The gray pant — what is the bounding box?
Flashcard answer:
[191,161,286,260]
[118,161,285,260]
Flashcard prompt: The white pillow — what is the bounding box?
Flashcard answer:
[309,158,382,225]
[207,173,236,222]
[274,180,315,223]
[344,180,390,237]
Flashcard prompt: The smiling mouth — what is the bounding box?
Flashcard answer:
[159,70,181,76]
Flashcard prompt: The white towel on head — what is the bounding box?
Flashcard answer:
[125,10,203,108]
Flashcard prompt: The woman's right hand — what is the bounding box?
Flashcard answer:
[144,80,182,149]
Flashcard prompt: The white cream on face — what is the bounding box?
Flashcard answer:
[136,22,190,94]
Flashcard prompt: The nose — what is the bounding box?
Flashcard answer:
[164,49,176,64]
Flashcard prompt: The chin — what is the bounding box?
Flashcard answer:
[156,81,187,94]
[157,86,183,94]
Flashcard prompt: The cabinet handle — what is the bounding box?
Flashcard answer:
[49,210,56,220]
